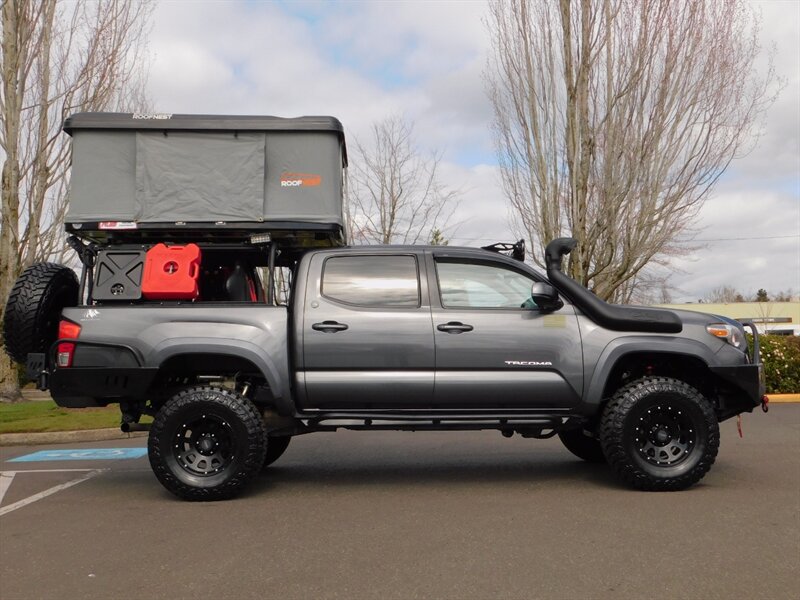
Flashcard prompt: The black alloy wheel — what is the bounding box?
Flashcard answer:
[173,413,235,477]
[634,403,695,467]
[600,376,719,491]
[148,386,266,501]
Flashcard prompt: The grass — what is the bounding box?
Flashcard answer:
[0,400,151,434]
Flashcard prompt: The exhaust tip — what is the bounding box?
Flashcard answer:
[120,421,151,433]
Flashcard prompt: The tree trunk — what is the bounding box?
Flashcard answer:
[1,1,25,401]
[0,353,22,402]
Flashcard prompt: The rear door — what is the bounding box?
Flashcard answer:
[298,250,435,409]
[428,252,583,408]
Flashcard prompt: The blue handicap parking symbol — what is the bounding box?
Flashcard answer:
[8,448,148,462]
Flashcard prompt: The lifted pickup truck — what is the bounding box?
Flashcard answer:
[5,238,765,500]
[2,113,766,500]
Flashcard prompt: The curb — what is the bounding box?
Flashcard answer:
[0,428,147,447]
[768,394,800,403]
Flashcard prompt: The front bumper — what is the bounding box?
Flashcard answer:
[710,321,766,419]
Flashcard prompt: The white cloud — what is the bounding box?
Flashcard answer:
[669,188,800,301]
[150,40,234,99]
[148,2,426,124]
[741,0,800,180]
[436,162,510,243]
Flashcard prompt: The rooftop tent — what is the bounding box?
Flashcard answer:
[63,113,347,241]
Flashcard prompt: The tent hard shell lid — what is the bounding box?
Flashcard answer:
[63,113,347,245]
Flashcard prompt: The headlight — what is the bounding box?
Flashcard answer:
[706,323,746,350]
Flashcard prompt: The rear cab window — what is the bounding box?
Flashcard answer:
[322,255,420,307]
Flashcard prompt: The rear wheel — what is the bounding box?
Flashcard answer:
[600,376,719,491]
[558,428,605,463]
[3,263,79,363]
[148,386,266,501]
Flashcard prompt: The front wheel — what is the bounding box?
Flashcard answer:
[148,386,266,501]
[600,376,719,491]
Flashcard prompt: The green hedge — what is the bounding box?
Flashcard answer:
[758,335,800,394]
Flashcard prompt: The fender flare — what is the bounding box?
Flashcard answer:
[584,336,718,407]
[150,339,288,401]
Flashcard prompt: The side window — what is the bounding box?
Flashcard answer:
[436,260,535,309]
[322,255,420,307]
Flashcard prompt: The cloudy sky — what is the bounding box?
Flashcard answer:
[145,0,799,303]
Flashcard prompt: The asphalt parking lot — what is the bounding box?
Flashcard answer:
[1,406,798,600]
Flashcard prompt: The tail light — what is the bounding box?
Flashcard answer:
[56,320,81,367]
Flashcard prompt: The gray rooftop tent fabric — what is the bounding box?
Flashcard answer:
[137,132,265,223]
[64,113,346,228]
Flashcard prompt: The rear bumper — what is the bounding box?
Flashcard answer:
[48,367,158,407]
[28,341,157,408]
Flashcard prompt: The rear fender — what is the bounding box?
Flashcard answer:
[151,340,290,410]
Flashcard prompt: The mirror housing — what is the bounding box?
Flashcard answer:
[530,282,563,312]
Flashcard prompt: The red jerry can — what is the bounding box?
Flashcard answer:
[141,243,202,300]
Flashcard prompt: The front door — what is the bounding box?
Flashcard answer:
[429,253,583,408]
[299,251,435,409]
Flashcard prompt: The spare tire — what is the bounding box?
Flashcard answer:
[3,263,79,363]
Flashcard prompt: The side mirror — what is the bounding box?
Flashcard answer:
[530,282,563,312]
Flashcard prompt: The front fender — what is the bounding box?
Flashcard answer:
[582,336,719,408]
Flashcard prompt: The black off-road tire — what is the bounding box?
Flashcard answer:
[261,435,291,469]
[3,263,79,363]
[148,386,266,501]
[558,428,606,463]
[600,376,719,491]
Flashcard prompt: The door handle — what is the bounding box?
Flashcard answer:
[312,320,349,333]
[437,321,474,333]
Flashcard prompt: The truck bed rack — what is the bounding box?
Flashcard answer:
[66,221,345,247]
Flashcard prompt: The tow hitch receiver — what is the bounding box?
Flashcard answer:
[761,395,769,413]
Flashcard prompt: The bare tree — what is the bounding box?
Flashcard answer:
[617,267,672,305]
[706,285,742,303]
[485,0,778,302]
[346,116,458,245]
[1,0,153,401]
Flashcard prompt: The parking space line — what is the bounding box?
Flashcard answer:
[0,472,14,505]
[0,469,104,474]
[0,469,105,517]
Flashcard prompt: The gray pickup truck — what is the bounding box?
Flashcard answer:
[3,113,766,501]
